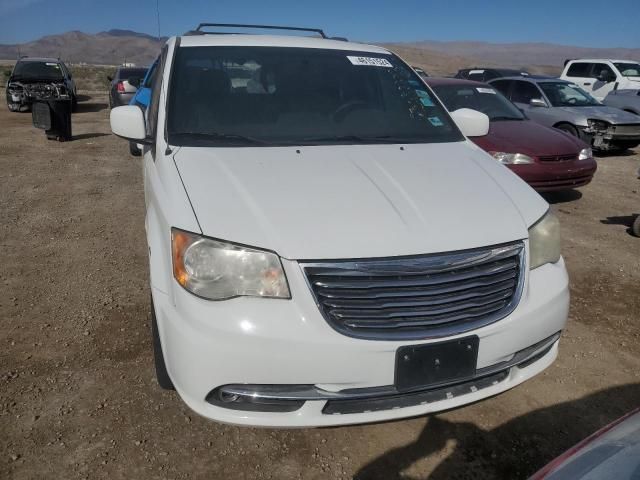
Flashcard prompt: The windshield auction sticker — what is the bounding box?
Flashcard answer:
[476,88,496,94]
[415,89,435,106]
[347,56,393,67]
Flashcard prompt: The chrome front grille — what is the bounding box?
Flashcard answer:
[302,242,525,340]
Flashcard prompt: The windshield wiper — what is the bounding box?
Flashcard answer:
[170,131,269,145]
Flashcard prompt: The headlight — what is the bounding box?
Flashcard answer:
[490,152,534,165]
[171,229,290,300]
[578,147,593,160]
[528,211,561,270]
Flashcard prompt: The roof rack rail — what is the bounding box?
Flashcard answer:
[188,23,327,39]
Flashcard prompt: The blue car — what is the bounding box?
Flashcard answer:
[129,58,158,110]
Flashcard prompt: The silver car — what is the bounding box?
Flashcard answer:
[490,76,640,151]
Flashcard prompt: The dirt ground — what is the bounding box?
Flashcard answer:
[1,93,639,480]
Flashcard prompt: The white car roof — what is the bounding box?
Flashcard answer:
[569,59,637,63]
[178,34,390,54]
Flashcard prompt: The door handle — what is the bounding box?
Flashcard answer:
[583,82,592,86]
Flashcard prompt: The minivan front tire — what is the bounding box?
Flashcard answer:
[129,141,142,156]
[151,296,174,390]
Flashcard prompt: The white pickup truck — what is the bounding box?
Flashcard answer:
[560,59,640,101]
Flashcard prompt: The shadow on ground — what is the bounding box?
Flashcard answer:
[73,132,110,141]
[601,214,639,237]
[75,102,108,113]
[355,383,640,480]
[541,189,582,204]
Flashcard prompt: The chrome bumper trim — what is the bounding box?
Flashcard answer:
[209,332,561,406]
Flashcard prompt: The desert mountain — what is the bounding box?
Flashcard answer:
[0,30,637,76]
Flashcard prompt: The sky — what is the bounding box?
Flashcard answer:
[0,0,639,47]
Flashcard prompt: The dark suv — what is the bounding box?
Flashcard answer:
[6,57,77,112]
[455,68,529,82]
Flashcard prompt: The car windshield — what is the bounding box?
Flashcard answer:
[538,82,600,107]
[431,84,525,121]
[167,46,462,146]
[614,62,640,77]
[12,61,63,80]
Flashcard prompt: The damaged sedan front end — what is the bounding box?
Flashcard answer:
[489,77,640,151]
[6,80,70,112]
[5,57,77,113]
[581,116,640,151]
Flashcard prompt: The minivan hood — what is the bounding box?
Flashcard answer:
[558,105,640,124]
[173,143,546,260]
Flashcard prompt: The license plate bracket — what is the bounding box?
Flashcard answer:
[395,336,479,392]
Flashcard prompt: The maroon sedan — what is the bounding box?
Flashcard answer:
[426,78,597,192]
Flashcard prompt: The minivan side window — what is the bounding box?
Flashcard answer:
[566,62,591,77]
[147,45,168,140]
[511,81,543,104]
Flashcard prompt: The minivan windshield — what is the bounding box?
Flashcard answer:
[614,62,640,77]
[13,61,64,80]
[538,82,600,107]
[431,84,525,121]
[167,46,462,146]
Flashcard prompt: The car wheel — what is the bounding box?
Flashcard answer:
[633,215,640,237]
[555,123,579,138]
[151,295,175,390]
[129,141,142,157]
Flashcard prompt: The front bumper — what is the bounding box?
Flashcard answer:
[510,159,597,192]
[153,256,569,427]
[579,125,640,150]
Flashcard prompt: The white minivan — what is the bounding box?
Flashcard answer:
[561,59,640,101]
[110,24,569,427]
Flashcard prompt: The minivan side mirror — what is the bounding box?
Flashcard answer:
[530,98,548,108]
[110,105,150,143]
[107,75,113,82]
[450,108,490,137]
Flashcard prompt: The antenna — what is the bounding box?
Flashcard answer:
[155,0,161,41]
